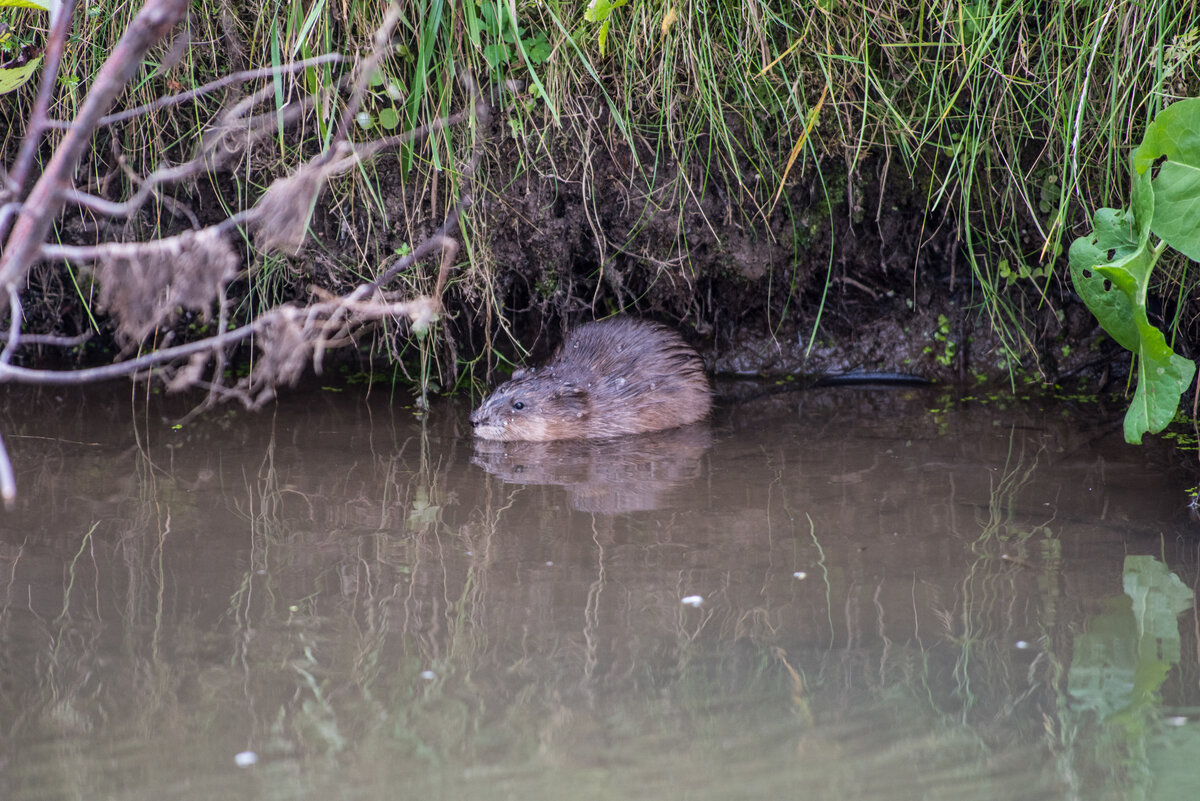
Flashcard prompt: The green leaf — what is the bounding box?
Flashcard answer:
[378,107,399,130]
[523,32,551,65]
[1068,169,1196,444]
[584,0,615,24]
[585,0,629,28]
[1133,97,1200,262]
[0,54,40,95]
[1067,206,1144,352]
[1120,320,1196,444]
[0,0,58,11]
[482,42,508,70]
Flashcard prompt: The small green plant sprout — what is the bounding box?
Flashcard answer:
[924,314,956,368]
[462,1,552,120]
[583,0,630,56]
[364,69,402,131]
[1068,98,1200,444]
[997,259,1047,283]
[0,0,55,95]
[467,1,551,71]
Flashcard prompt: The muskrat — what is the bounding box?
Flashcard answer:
[470,317,712,441]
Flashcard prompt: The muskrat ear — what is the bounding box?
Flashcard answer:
[551,384,589,415]
[512,367,532,380]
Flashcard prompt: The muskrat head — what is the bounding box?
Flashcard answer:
[470,371,590,442]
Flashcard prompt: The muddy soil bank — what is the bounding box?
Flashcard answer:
[17,95,1129,393]
[408,109,1121,388]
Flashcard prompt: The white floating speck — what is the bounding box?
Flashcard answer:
[793,571,807,580]
[1015,640,1030,650]
[420,670,436,680]
[681,595,704,607]
[545,561,554,566]
[234,751,258,768]
[1166,716,1188,727]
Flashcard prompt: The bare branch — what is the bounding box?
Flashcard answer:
[0,293,438,388]
[61,182,200,227]
[321,101,476,175]
[0,331,92,348]
[0,203,20,237]
[0,430,14,509]
[1,286,22,366]
[6,0,80,197]
[0,3,489,501]
[0,0,191,309]
[48,54,345,129]
[59,88,317,228]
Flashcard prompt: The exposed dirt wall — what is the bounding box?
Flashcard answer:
[429,109,1117,387]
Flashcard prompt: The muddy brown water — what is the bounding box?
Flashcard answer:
[0,381,1197,801]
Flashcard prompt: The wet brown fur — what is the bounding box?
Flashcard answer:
[470,318,712,441]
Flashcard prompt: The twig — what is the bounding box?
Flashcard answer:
[0,430,14,509]
[42,54,345,130]
[39,212,256,262]
[325,103,477,172]
[0,286,21,365]
[0,0,191,309]
[55,85,311,224]
[0,295,434,386]
[0,203,20,235]
[6,0,79,196]
[0,331,92,348]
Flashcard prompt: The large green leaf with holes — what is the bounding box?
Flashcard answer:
[0,0,58,10]
[0,54,41,95]
[1068,167,1196,444]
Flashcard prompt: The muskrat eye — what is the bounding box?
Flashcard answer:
[512,401,525,410]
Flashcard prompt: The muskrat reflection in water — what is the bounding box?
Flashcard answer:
[470,317,712,441]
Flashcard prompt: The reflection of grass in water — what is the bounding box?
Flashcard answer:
[931,421,1059,729]
[55,522,100,625]
[204,413,503,764]
[2,402,1151,800]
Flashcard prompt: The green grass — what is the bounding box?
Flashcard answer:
[502,0,1198,371]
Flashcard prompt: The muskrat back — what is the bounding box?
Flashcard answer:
[470,317,712,441]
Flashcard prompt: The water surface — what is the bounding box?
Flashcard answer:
[1,382,1197,800]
